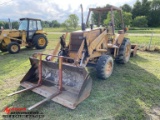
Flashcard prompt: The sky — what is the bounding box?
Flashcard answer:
[0,0,135,23]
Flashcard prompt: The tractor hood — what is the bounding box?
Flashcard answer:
[0,29,22,40]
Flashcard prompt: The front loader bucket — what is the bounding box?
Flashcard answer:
[20,57,92,109]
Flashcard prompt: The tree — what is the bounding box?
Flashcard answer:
[0,21,5,28]
[68,14,79,29]
[104,11,132,29]
[12,21,19,29]
[103,12,111,26]
[132,0,142,18]
[141,0,151,17]
[151,0,160,10]
[121,4,132,12]
[62,19,70,30]
[63,14,79,30]
[132,0,151,19]
[91,4,111,26]
[132,16,148,27]
[148,0,160,27]
[123,12,132,27]
[52,20,60,27]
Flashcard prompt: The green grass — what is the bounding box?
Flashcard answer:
[43,27,160,34]
[121,27,160,34]
[0,33,160,119]
[44,27,65,32]
[44,27,81,32]
[127,29,160,34]
[128,35,160,45]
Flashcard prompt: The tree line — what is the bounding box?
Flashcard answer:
[0,14,79,30]
[0,20,61,29]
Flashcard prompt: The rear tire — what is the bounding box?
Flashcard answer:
[115,38,131,64]
[96,55,114,80]
[7,42,20,54]
[33,34,48,49]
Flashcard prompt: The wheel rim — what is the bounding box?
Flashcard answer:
[125,44,131,61]
[105,61,113,75]
[11,45,19,52]
[38,37,46,46]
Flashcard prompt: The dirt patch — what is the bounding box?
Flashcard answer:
[146,106,160,120]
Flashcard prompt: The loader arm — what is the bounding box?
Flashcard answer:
[88,30,107,56]
[73,30,108,67]
[50,32,68,61]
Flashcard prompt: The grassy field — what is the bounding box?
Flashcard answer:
[44,27,160,34]
[44,27,81,32]
[127,28,160,34]
[0,29,160,119]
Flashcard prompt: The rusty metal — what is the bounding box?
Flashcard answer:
[8,53,44,97]
[8,54,82,110]
[58,56,63,91]
[86,5,126,32]
[38,54,42,85]
[50,32,68,61]
[28,90,61,110]
[19,54,92,109]
[8,85,40,96]
[7,52,92,109]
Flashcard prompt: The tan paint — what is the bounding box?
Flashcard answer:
[3,37,11,45]
[116,34,125,45]
[36,30,47,35]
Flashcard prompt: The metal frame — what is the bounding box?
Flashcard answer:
[8,54,64,110]
[86,5,124,29]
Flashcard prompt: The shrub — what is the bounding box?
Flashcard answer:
[132,16,148,27]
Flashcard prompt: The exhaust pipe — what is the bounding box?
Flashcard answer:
[8,18,12,30]
[80,4,85,31]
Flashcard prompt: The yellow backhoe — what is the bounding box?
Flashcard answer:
[0,18,48,54]
[8,5,137,110]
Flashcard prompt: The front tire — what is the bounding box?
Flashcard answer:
[115,38,131,64]
[33,34,48,49]
[96,55,114,80]
[7,42,20,54]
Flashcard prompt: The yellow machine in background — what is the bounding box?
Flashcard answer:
[0,18,48,54]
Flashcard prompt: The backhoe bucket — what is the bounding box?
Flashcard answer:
[20,56,92,109]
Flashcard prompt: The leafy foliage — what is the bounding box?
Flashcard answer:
[0,21,9,29]
[91,4,111,26]
[148,0,160,27]
[132,16,148,27]
[104,11,132,29]
[92,0,160,27]
[132,0,142,19]
[41,20,60,28]
[103,12,111,26]
[62,14,79,30]
[12,21,19,29]
[121,4,132,13]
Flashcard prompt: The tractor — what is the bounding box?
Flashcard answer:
[8,5,137,110]
[0,18,48,54]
